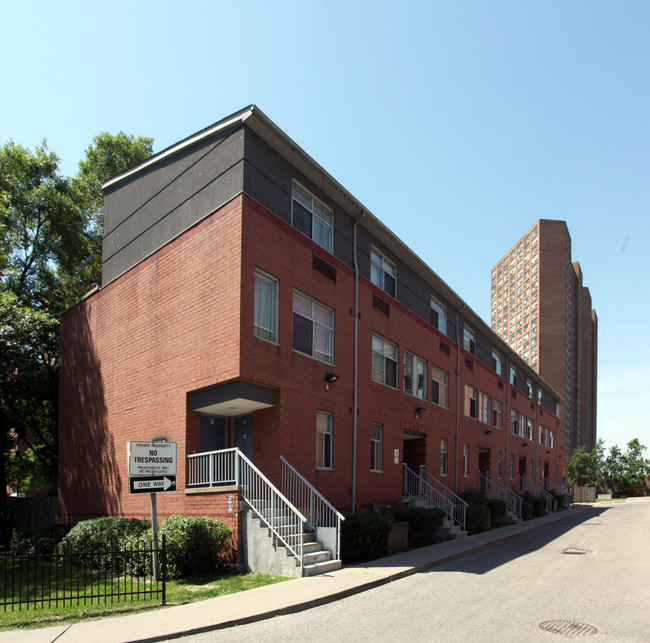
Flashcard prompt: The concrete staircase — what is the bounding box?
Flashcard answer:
[443,519,468,539]
[301,531,342,576]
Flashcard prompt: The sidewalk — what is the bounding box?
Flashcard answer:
[0,505,592,643]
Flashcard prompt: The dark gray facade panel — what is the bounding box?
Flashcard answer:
[103,209,143,263]
[243,161,290,225]
[103,239,144,286]
[188,162,244,227]
[141,204,191,260]
[140,171,192,233]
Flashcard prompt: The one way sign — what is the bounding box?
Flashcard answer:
[129,476,177,494]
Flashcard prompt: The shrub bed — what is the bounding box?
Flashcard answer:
[466,505,490,535]
[340,513,391,563]
[392,507,445,547]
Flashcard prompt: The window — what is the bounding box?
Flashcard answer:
[293,291,334,363]
[404,351,427,399]
[430,296,447,334]
[316,411,333,469]
[498,451,503,479]
[431,365,448,407]
[372,334,398,388]
[510,409,518,435]
[527,417,534,441]
[509,365,517,385]
[370,422,383,471]
[510,454,514,479]
[492,400,502,429]
[370,248,396,297]
[463,444,470,477]
[479,392,491,424]
[527,378,534,398]
[440,438,448,476]
[464,385,477,419]
[492,349,501,375]
[463,325,476,355]
[254,270,278,342]
[519,412,527,438]
[292,182,333,252]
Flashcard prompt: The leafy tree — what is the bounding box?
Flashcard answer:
[568,439,605,487]
[604,439,650,496]
[73,132,154,288]
[0,134,153,509]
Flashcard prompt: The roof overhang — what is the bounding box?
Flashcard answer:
[190,380,277,418]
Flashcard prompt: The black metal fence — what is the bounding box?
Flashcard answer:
[1,536,166,612]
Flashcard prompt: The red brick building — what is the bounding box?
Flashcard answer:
[58,106,567,568]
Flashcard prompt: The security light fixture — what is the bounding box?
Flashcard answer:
[325,373,340,390]
[415,406,426,417]
[523,443,528,447]
[484,430,492,436]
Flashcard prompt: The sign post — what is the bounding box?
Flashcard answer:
[127,441,178,581]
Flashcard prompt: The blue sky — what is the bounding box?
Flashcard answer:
[2,1,648,453]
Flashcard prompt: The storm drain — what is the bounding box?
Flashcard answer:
[540,620,598,636]
[562,548,591,555]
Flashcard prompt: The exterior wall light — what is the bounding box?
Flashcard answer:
[325,373,340,390]
[484,430,492,436]
[415,406,426,418]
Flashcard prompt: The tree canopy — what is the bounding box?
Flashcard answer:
[568,438,650,496]
[0,132,153,517]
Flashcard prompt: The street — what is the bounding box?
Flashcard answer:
[178,500,650,642]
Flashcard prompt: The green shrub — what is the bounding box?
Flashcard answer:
[466,505,490,535]
[60,517,150,553]
[159,515,233,579]
[11,523,75,555]
[392,507,445,547]
[532,496,548,517]
[341,513,391,562]
[521,500,534,520]
[459,489,487,506]
[483,498,507,525]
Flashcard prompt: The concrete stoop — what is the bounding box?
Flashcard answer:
[242,511,341,578]
[443,519,468,539]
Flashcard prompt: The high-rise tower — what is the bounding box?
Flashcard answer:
[490,220,597,452]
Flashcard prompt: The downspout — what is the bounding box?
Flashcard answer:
[454,305,465,493]
[351,211,366,513]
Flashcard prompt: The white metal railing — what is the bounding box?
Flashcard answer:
[187,448,307,569]
[520,476,553,512]
[403,465,467,531]
[281,456,345,561]
[479,471,523,519]
[419,466,467,531]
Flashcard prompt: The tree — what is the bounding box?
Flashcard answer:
[0,133,153,510]
[73,132,154,288]
[568,439,605,487]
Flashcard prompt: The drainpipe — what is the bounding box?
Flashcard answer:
[454,305,465,493]
[351,211,365,513]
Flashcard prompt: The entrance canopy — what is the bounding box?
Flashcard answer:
[190,380,277,417]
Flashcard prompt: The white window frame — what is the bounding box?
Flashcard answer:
[431,365,448,408]
[440,438,448,477]
[464,384,477,419]
[463,444,470,477]
[497,451,503,479]
[370,247,396,297]
[293,291,334,363]
[254,269,278,343]
[292,181,333,252]
[463,325,476,355]
[510,409,518,435]
[404,351,427,400]
[316,410,333,469]
[491,349,501,375]
[430,296,447,334]
[492,400,502,429]
[479,391,491,424]
[370,422,383,472]
[372,334,398,388]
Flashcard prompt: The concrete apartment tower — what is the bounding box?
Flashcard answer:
[490,220,597,453]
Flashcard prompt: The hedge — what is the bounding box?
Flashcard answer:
[392,507,446,547]
[341,513,391,562]
[466,505,490,535]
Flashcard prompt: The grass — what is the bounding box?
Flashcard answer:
[0,566,290,631]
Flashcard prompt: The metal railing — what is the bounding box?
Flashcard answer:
[419,466,467,531]
[519,476,553,512]
[403,465,467,532]
[281,456,345,561]
[1,538,166,611]
[479,471,523,519]
[187,449,307,570]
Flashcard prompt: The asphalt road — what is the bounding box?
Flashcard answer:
[178,500,650,642]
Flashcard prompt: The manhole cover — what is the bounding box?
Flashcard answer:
[540,620,598,636]
[562,548,590,555]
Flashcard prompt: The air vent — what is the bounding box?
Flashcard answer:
[465,358,474,370]
[373,295,390,316]
[531,403,535,410]
[498,381,504,390]
[512,390,517,399]
[439,341,450,355]
[312,254,337,282]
